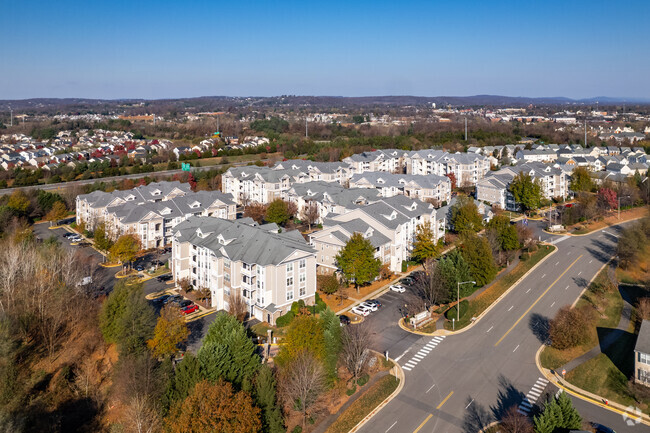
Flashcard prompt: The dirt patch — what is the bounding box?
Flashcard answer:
[569,206,648,234]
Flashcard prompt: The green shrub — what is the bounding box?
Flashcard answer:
[346,385,357,396]
[401,261,407,273]
[291,426,302,433]
[520,252,530,261]
[357,373,369,387]
[276,311,295,327]
[446,300,469,320]
[290,299,305,315]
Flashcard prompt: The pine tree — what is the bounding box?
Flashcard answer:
[459,232,497,286]
[254,365,285,433]
[532,409,554,433]
[556,391,582,430]
[162,353,201,415]
[320,308,342,382]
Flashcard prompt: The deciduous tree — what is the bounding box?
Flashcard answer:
[341,322,373,381]
[549,306,590,350]
[300,200,319,230]
[570,166,594,192]
[110,234,141,265]
[411,221,441,262]
[335,233,381,292]
[243,202,267,224]
[44,200,68,223]
[509,172,543,213]
[265,199,291,226]
[278,351,326,428]
[147,305,189,359]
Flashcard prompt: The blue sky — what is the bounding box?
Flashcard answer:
[1,0,649,99]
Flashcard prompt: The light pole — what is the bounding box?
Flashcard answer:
[457,280,476,322]
[618,194,630,220]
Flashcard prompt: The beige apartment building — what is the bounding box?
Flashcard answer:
[171,217,317,325]
[635,320,650,386]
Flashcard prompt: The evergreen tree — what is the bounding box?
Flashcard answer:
[254,365,285,433]
[265,199,291,226]
[320,308,342,382]
[117,285,156,356]
[335,232,381,291]
[570,166,594,192]
[509,172,543,213]
[487,215,520,251]
[437,249,471,301]
[162,353,201,415]
[556,391,582,430]
[532,409,555,433]
[460,232,497,286]
[451,196,483,233]
[411,221,441,262]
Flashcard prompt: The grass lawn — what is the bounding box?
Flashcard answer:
[616,245,649,285]
[569,206,648,235]
[540,268,623,370]
[325,375,399,433]
[565,332,649,414]
[444,245,556,330]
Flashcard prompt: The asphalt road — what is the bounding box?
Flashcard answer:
[357,221,642,433]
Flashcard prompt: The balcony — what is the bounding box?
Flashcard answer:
[241,264,255,277]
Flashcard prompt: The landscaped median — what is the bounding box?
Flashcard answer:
[440,244,556,332]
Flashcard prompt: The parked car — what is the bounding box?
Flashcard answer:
[181,304,199,315]
[156,294,172,304]
[400,277,414,285]
[365,299,382,308]
[152,260,165,267]
[351,306,371,317]
[179,299,193,308]
[157,274,173,282]
[163,295,182,305]
[339,315,351,326]
[390,284,406,293]
[63,232,75,239]
[135,264,145,271]
[360,301,378,312]
[594,425,616,433]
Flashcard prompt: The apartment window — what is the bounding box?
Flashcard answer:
[299,259,306,269]
[224,273,230,282]
[286,277,294,287]
[321,255,324,261]
[299,273,306,286]
[224,258,230,269]
[639,368,650,383]
[300,286,306,297]
[286,290,294,301]
[640,353,650,365]
[287,262,294,273]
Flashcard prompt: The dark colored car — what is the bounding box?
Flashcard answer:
[163,295,182,305]
[339,315,351,326]
[366,299,382,308]
[157,274,173,282]
[152,260,165,267]
[594,425,616,433]
[179,299,193,308]
[181,304,199,315]
[135,264,145,271]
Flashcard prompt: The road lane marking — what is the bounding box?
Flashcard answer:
[542,273,546,279]
[436,391,454,410]
[386,421,397,432]
[526,288,531,293]
[513,345,519,352]
[602,230,618,238]
[413,354,424,360]
[465,399,474,409]
[550,302,555,307]
[432,336,444,342]
[555,261,559,266]
[487,326,493,333]
[567,251,572,255]
[589,259,593,263]
[426,384,436,393]
[402,366,412,371]
[565,285,569,290]
[578,271,582,276]
[508,305,514,311]
[495,255,583,347]
[413,414,432,433]
[550,235,569,245]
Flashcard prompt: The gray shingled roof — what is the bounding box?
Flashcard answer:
[636,320,650,355]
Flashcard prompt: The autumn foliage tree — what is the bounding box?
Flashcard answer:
[411,221,441,262]
[165,380,261,433]
[598,187,617,210]
[243,202,267,224]
[147,305,189,359]
[335,232,381,291]
[549,306,591,350]
[44,200,68,223]
[110,234,141,266]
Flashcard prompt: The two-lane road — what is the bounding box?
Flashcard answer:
[360,223,639,433]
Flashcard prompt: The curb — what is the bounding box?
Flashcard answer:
[348,354,405,433]
[535,346,650,426]
[544,214,645,237]
[397,317,437,336]
[401,244,558,337]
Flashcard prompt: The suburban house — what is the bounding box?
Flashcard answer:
[635,320,650,386]
[171,217,317,325]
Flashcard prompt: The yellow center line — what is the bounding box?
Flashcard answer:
[413,414,433,433]
[494,255,583,347]
[436,391,454,410]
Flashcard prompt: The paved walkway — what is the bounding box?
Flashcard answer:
[312,371,390,433]
[559,265,632,373]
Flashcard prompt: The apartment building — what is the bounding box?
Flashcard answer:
[342,149,409,174]
[76,181,190,230]
[635,320,650,386]
[310,195,444,273]
[349,172,451,205]
[406,150,490,187]
[272,159,352,184]
[171,217,317,325]
[476,162,568,210]
[222,166,308,205]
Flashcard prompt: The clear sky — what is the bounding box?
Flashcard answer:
[1,0,649,100]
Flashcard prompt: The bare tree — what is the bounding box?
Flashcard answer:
[300,200,319,230]
[341,322,374,381]
[500,406,533,433]
[124,395,161,433]
[279,351,326,428]
[411,259,447,307]
[228,290,248,322]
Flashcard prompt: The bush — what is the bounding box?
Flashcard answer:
[401,261,407,273]
[549,306,591,350]
[291,426,302,433]
[290,299,305,315]
[520,252,530,261]
[346,385,357,396]
[275,311,295,327]
[357,373,369,387]
[446,300,469,320]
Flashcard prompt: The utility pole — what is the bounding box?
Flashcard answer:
[9,108,13,127]
[217,115,220,134]
[464,117,468,141]
[584,118,587,147]
[305,117,308,138]
[153,114,156,126]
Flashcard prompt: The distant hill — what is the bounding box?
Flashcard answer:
[1,94,649,113]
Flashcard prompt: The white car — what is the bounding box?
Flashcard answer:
[360,301,378,312]
[351,306,371,317]
[69,236,82,242]
[390,284,406,293]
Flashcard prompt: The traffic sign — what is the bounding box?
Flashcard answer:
[181,162,191,172]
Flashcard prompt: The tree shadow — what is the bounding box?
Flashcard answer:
[462,397,493,433]
[597,327,637,379]
[529,313,550,343]
[490,375,527,421]
[572,276,589,289]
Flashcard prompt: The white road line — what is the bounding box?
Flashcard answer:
[526,288,531,293]
[412,354,424,360]
[555,261,559,266]
[537,378,549,385]
[465,399,474,409]
[550,302,555,308]
[531,385,544,392]
[567,251,572,255]
[578,271,582,276]
[528,390,541,398]
[550,235,569,245]
[426,343,437,349]
[420,348,431,354]
[542,273,546,279]
[395,348,410,362]
[589,259,593,263]
[517,409,529,415]
[513,344,520,352]
[404,361,416,367]
[602,230,618,238]
[487,326,493,333]
[508,305,514,311]
[402,366,412,371]
[565,285,569,290]
[386,421,398,432]
[432,337,444,342]
[520,400,533,408]
[426,384,436,393]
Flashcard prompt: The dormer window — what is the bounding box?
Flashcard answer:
[160,207,172,215]
[365,228,374,237]
[126,194,136,201]
[377,178,385,184]
[410,203,417,210]
[190,201,200,209]
[152,189,161,196]
[217,234,225,245]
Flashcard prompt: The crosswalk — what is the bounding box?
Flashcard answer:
[401,336,446,371]
[517,377,549,415]
[549,235,569,245]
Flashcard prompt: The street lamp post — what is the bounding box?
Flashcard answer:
[618,194,630,220]
[457,280,476,322]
